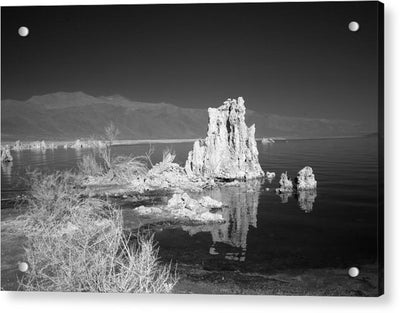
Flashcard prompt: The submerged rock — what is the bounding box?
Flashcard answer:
[134,206,163,215]
[185,97,264,180]
[1,145,13,162]
[261,138,275,144]
[295,166,317,190]
[276,172,293,193]
[134,193,224,224]
[199,196,223,209]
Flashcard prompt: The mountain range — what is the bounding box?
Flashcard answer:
[1,91,373,141]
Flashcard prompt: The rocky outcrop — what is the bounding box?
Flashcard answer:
[12,140,22,151]
[83,151,217,196]
[277,167,317,193]
[277,172,293,193]
[28,140,47,151]
[276,167,317,212]
[261,138,275,144]
[1,145,13,162]
[266,171,276,182]
[185,97,264,180]
[295,166,317,190]
[134,193,224,223]
[71,139,83,149]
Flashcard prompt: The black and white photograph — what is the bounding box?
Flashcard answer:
[1,1,384,296]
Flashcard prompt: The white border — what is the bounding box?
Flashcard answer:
[1,0,399,312]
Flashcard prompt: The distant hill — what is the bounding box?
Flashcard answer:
[1,91,373,141]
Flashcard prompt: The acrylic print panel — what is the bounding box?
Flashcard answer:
[1,1,384,296]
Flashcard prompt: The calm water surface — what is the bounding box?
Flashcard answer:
[1,137,379,287]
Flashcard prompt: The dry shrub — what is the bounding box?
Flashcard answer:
[20,216,177,293]
[19,171,178,293]
[110,155,148,184]
[162,147,176,164]
[78,154,105,176]
[149,147,176,175]
[99,146,112,171]
[24,170,83,228]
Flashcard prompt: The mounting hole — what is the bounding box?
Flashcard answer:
[18,26,29,37]
[348,267,359,277]
[348,21,359,32]
[18,261,29,272]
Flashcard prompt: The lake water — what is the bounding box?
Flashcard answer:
[1,137,380,290]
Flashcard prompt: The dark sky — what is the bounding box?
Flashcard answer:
[1,2,381,127]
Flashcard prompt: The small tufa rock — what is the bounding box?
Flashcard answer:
[295,166,317,191]
[261,138,275,144]
[1,145,13,162]
[277,172,293,193]
[12,140,23,151]
[134,193,224,223]
[266,171,276,181]
[167,193,202,211]
[198,196,223,209]
[134,206,163,215]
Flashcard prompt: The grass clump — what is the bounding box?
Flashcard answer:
[19,171,177,293]
[109,155,148,184]
[78,123,149,185]
[148,147,176,175]
[77,148,149,186]
[78,154,105,177]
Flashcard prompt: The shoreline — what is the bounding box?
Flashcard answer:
[256,134,375,142]
[1,134,375,147]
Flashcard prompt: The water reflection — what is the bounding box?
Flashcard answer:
[1,162,13,185]
[182,180,261,262]
[277,189,317,212]
[29,148,48,165]
[12,149,22,161]
[296,190,317,213]
[74,148,83,159]
[278,192,293,204]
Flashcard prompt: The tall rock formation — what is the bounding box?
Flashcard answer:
[185,97,264,180]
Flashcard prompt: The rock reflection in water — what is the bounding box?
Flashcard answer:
[182,180,261,262]
[277,190,317,212]
[296,190,317,213]
[74,148,83,159]
[29,147,48,165]
[1,162,13,185]
[278,192,293,204]
[12,149,22,161]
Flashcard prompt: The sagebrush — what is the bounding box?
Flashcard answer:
[19,171,177,293]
